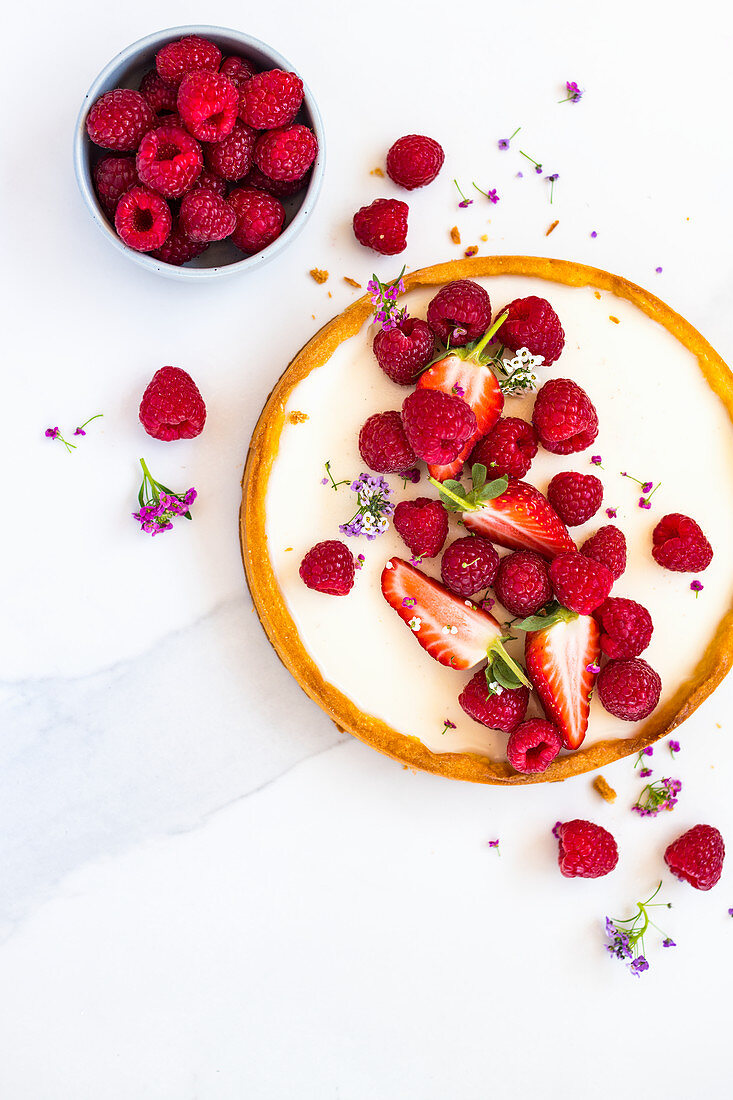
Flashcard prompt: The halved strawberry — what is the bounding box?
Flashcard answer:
[524,612,600,749]
[417,354,503,481]
[463,478,576,559]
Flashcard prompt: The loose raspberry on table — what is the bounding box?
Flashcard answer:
[664,825,725,891]
[177,71,239,143]
[180,188,236,242]
[549,552,613,615]
[299,540,355,596]
[136,125,203,197]
[652,513,714,573]
[190,166,228,197]
[386,134,445,190]
[156,34,222,87]
[470,417,538,479]
[547,471,603,527]
[204,120,256,180]
[426,280,492,347]
[373,317,434,385]
[401,388,477,464]
[115,186,171,252]
[239,69,304,129]
[358,410,417,474]
[580,524,627,579]
[555,820,618,878]
[255,124,318,181]
[393,497,449,558]
[533,378,599,454]
[220,55,256,90]
[495,296,565,365]
[353,198,408,255]
[86,88,155,152]
[151,218,207,266]
[139,69,178,114]
[228,187,285,254]
[139,366,206,441]
[507,719,563,774]
[596,657,661,720]
[595,597,653,659]
[441,536,499,596]
[94,156,140,218]
[243,164,310,197]
[459,673,529,732]
[494,550,552,617]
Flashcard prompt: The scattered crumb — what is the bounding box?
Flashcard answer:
[609,315,620,324]
[594,291,601,300]
[284,547,293,552]
[716,722,722,729]
[343,276,362,288]
[593,775,617,803]
[288,411,309,424]
[370,167,385,177]
[328,291,332,298]
[311,313,316,319]
[464,245,478,258]
[450,226,461,245]
[480,234,488,242]
[546,219,559,236]
[309,268,329,284]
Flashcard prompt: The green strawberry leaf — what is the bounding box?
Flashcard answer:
[471,463,487,491]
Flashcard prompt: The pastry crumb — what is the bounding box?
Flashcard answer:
[716,722,722,728]
[370,167,384,177]
[545,219,559,236]
[450,226,461,245]
[309,268,329,284]
[594,291,602,300]
[464,245,478,257]
[288,411,309,424]
[343,276,362,288]
[284,547,293,552]
[328,291,332,298]
[480,234,488,242]
[593,775,617,803]
[609,315,620,324]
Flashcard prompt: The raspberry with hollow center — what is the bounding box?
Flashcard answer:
[139,69,178,114]
[549,552,613,615]
[115,186,171,252]
[651,513,714,573]
[255,124,318,181]
[533,378,599,454]
[299,540,355,596]
[358,410,417,474]
[580,524,627,579]
[665,825,725,891]
[204,120,256,180]
[495,296,565,365]
[136,125,203,197]
[239,69,304,129]
[243,164,311,197]
[139,366,206,441]
[426,280,492,347]
[178,71,239,143]
[94,156,140,218]
[373,317,434,385]
[507,719,563,774]
[393,497,449,558]
[220,55,256,90]
[180,189,236,242]
[595,597,653,659]
[353,198,408,255]
[459,673,529,732]
[401,388,477,464]
[86,88,155,152]
[228,187,285,254]
[555,819,619,878]
[596,657,662,720]
[470,417,538,479]
[441,536,500,596]
[547,471,603,527]
[386,134,445,190]
[151,218,207,266]
[156,35,222,87]
[494,550,552,617]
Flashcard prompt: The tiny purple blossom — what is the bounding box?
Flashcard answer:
[640,767,652,778]
[498,138,509,150]
[586,662,601,674]
[45,427,59,439]
[606,507,617,518]
[656,267,663,274]
[552,821,562,840]
[591,455,602,466]
[642,481,654,494]
[630,956,649,975]
[728,908,733,917]
[643,746,654,756]
[662,937,676,948]
[487,189,499,203]
[590,230,598,238]
[691,580,704,596]
[561,81,583,104]
[668,740,681,755]
[488,839,500,848]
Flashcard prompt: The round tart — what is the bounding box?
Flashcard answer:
[241,257,733,784]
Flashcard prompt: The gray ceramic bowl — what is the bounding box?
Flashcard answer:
[74,25,325,280]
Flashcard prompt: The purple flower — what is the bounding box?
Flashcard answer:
[516,171,523,178]
[656,266,663,274]
[444,719,456,730]
[534,164,543,174]
[562,81,583,104]
[668,740,681,755]
[402,597,416,608]
[402,467,421,486]
[368,269,407,330]
[633,776,682,816]
[340,473,394,541]
[586,662,601,674]
[606,507,617,518]
[452,384,465,397]
[691,580,704,595]
[643,747,654,756]
[134,458,196,537]
[591,455,602,465]
[552,821,563,840]
[488,839,500,848]
[662,937,676,948]
[355,554,365,570]
[639,498,651,509]
[728,908,733,917]
[45,427,59,439]
[640,767,652,778]
[590,230,598,238]
[498,138,509,150]
[487,189,499,204]
[641,481,653,494]
[630,956,649,975]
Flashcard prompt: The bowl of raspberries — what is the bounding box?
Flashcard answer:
[74,25,324,279]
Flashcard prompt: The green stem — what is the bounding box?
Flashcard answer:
[491,639,531,689]
[78,413,103,431]
[427,476,478,512]
[471,311,510,360]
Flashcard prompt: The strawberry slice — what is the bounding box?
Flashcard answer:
[524,612,600,749]
[418,354,503,481]
[462,478,576,559]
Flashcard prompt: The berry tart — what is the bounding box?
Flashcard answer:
[241,257,733,784]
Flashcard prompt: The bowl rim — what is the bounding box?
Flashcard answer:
[73,24,325,280]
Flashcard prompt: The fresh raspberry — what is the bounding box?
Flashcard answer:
[547,472,603,527]
[441,536,499,596]
[239,69,304,129]
[596,657,662,721]
[554,820,618,878]
[204,120,255,180]
[86,88,155,152]
[665,825,725,891]
[459,673,529,732]
[93,156,140,218]
[533,378,599,455]
[373,318,434,385]
[139,366,206,441]
[401,389,477,465]
[190,166,227,197]
[243,164,310,197]
[494,550,552,617]
[507,719,563,774]
[177,71,238,143]
[652,513,714,573]
[393,497,449,558]
[595,597,653,659]
[386,134,445,190]
[152,112,184,130]
[470,417,538,479]
[352,198,408,256]
[358,411,417,474]
[299,540,355,596]
[139,69,178,114]
[548,552,613,615]
[580,525,627,580]
[180,188,236,242]
[254,124,318,181]
[220,55,256,90]
[115,186,171,252]
[495,296,565,365]
[151,218,207,266]
[156,35,222,87]
[426,280,492,347]
[136,125,203,198]
[228,187,285,254]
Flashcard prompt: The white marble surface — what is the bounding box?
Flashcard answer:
[3,0,733,1095]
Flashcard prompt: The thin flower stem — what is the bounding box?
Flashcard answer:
[77,413,104,431]
[519,150,541,168]
[427,476,478,512]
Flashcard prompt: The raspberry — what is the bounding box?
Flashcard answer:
[554,820,618,878]
[495,296,565,365]
[441,536,499,596]
[243,164,310,197]
[228,187,285,254]
[426,280,492,347]
[596,657,662,721]
[665,825,725,891]
[548,552,613,615]
[580,525,627,580]
[151,218,207,266]
[459,672,529,732]
[299,540,355,596]
[652,513,714,573]
[386,134,445,190]
[392,497,449,558]
[153,113,184,130]
[156,35,222,87]
[115,186,171,252]
[595,597,653,659]
[93,156,140,218]
[177,71,238,143]
[254,124,318,181]
[204,120,256,180]
[86,88,155,152]
[220,55,256,90]
[494,550,552,617]
[352,198,408,256]
[470,417,538,479]
[507,719,563,774]
[136,125,203,197]
[139,69,178,114]
[373,318,434,385]
[401,389,477,465]
[547,472,603,527]
[239,69,304,129]
[139,366,206,441]
[190,167,228,197]
[180,188,236,242]
[358,411,416,474]
[533,378,599,454]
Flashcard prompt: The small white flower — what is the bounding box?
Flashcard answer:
[487,680,504,695]
[408,616,422,632]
